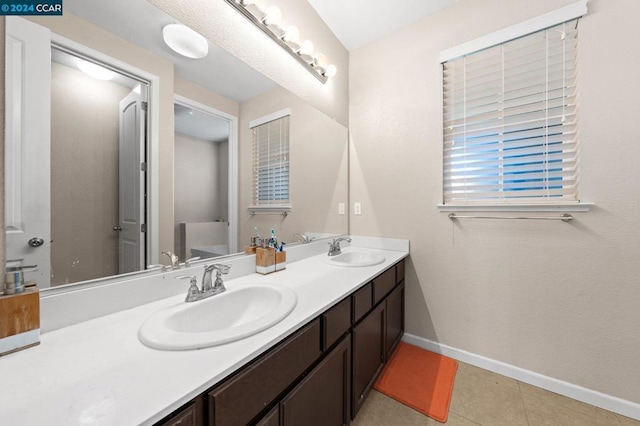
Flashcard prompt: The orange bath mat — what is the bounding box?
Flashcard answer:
[374,342,458,422]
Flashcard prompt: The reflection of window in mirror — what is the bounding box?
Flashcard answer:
[250,110,291,209]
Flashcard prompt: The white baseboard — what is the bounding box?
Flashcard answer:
[402,333,640,421]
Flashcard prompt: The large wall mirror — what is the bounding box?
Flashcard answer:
[4,0,348,291]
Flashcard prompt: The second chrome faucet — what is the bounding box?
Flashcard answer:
[176,264,231,302]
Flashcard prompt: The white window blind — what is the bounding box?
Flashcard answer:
[252,115,290,206]
[442,19,579,205]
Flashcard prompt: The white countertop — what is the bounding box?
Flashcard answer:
[0,241,408,425]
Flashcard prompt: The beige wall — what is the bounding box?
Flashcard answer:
[174,133,228,254]
[27,13,176,259]
[174,78,240,119]
[50,63,130,285]
[149,0,349,127]
[239,86,348,247]
[349,0,640,404]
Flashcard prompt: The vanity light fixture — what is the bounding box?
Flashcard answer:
[77,59,115,81]
[162,23,209,59]
[225,0,335,84]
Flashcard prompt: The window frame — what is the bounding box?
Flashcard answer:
[437,0,591,212]
[248,108,292,212]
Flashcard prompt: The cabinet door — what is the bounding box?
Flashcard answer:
[351,302,385,419]
[255,406,279,426]
[156,396,204,426]
[385,282,404,358]
[281,335,351,426]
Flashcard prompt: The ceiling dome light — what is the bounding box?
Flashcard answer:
[163,23,209,59]
[77,59,115,80]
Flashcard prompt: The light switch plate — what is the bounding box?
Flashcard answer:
[338,203,345,215]
[354,202,362,215]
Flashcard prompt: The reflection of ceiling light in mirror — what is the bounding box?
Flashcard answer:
[162,24,209,59]
[77,59,115,80]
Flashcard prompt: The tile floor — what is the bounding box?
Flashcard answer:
[352,361,639,426]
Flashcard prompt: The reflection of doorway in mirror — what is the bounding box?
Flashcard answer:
[174,100,230,262]
[49,48,149,286]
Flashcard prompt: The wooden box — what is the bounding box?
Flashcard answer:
[256,248,286,274]
[0,286,40,356]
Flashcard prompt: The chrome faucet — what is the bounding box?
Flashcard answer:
[294,233,316,244]
[327,237,351,256]
[162,251,180,269]
[175,264,231,303]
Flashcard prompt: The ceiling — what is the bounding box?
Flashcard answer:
[65,0,276,103]
[307,0,457,51]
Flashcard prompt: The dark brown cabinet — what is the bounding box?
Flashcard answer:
[385,282,404,358]
[351,302,385,419]
[255,406,279,426]
[156,396,204,426]
[154,258,406,426]
[281,335,351,426]
[208,320,321,426]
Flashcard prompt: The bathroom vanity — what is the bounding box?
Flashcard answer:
[0,238,408,425]
[158,259,405,426]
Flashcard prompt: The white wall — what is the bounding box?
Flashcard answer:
[148,0,349,127]
[349,0,640,406]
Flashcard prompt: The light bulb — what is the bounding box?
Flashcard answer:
[315,53,328,69]
[283,26,299,43]
[299,40,314,55]
[325,64,337,78]
[264,6,282,26]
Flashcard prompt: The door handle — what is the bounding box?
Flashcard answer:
[113,226,122,231]
[28,237,45,247]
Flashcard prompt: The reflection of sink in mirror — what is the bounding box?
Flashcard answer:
[138,285,297,350]
[323,250,386,268]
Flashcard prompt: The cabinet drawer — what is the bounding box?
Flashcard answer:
[322,297,351,351]
[396,259,405,284]
[352,283,372,323]
[372,267,396,306]
[208,319,321,426]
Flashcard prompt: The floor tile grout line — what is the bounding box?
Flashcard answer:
[517,381,532,426]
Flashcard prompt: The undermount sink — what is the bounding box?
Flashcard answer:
[138,285,297,350]
[323,250,386,267]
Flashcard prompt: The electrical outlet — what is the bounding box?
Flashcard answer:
[338,203,345,215]
[354,202,362,215]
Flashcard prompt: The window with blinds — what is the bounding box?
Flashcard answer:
[252,115,290,206]
[442,19,579,205]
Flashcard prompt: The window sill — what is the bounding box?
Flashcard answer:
[437,203,593,213]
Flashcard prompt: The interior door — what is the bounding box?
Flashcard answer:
[117,87,147,273]
[4,17,52,288]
